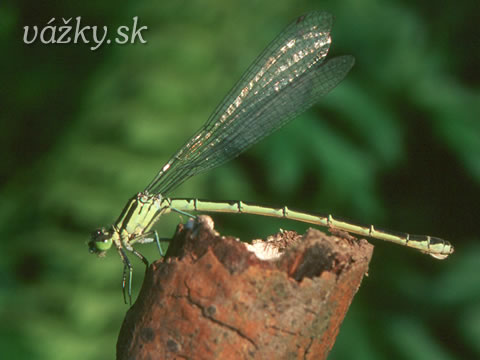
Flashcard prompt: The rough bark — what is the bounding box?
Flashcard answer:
[117,215,373,360]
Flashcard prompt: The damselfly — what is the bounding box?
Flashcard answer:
[88,11,454,304]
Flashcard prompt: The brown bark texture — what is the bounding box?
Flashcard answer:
[117,215,373,360]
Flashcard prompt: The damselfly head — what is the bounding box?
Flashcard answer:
[88,227,113,256]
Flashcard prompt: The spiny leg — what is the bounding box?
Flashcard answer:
[153,230,164,257]
[133,230,166,257]
[119,245,150,305]
[171,207,197,219]
[118,247,133,305]
[123,246,150,299]
[131,247,149,269]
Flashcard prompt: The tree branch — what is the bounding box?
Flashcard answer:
[117,216,373,360]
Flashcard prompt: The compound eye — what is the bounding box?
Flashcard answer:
[88,228,113,253]
[91,228,112,241]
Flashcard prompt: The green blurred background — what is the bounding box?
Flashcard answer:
[1,0,479,359]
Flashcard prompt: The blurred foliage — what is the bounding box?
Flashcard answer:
[1,0,479,359]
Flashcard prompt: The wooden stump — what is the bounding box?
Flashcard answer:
[117,216,373,360]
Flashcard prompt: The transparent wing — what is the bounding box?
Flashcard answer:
[145,11,354,195]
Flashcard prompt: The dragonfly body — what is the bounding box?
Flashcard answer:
[92,192,453,261]
[89,11,454,304]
